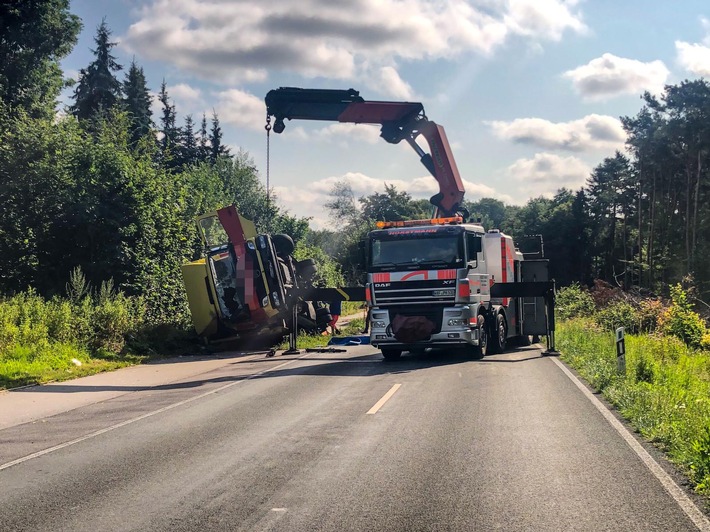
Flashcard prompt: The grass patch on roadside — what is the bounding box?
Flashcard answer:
[557,319,710,495]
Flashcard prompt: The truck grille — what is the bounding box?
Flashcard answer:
[373,279,456,306]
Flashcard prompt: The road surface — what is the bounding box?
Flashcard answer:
[0,344,707,531]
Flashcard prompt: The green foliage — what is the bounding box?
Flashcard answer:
[556,284,595,320]
[70,20,123,122]
[0,285,149,388]
[0,0,82,119]
[659,284,707,347]
[294,242,345,288]
[558,319,710,495]
[594,300,637,333]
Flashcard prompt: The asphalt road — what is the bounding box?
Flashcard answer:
[0,344,707,531]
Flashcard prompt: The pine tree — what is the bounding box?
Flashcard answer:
[179,114,199,167]
[70,19,123,121]
[122,58,153,146]
[198,113,209,162]
[157,80,180,167]
[209,110,230,163]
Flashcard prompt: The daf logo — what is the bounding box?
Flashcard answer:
[374,283,391,288]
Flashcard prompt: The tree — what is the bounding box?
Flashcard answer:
[178,115,199,168]
[198,113,209,162]
[70,20,123,121]
[0,0,81,119]
[359,184,425,221]
[157,80,179,168]
[209,111,230,162]
[122,59,153,146]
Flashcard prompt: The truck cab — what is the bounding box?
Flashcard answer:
[365,216,545,360]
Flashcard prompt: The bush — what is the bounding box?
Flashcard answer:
[595,299,637,333]
[659,284,707,347]
[556,283,595,320]
[635,298,664,334]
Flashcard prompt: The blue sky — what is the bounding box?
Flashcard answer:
[61,0,710,228]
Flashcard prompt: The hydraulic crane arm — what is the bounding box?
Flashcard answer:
[265,87,466,217]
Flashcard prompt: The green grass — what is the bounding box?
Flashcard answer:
[558,319,710,495]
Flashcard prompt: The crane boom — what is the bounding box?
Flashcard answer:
[264,87,466,217]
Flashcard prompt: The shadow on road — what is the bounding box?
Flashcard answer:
[13,345,548,395]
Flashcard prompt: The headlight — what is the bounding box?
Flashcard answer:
[433,289,455,297]
[448,318,465,326]
[373,321,386,329]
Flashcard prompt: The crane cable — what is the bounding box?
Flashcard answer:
[265,114,271,208]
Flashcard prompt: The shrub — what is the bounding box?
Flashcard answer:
[556,283,595,320]
[659,284,706,347]
[595,300,637,333]
[589,279,624,308]
[635,298,664,334]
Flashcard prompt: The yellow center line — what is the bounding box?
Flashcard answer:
[367,383,402,414]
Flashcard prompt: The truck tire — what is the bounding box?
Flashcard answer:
[381,348,402,361]
[489,313,507,354]
[272,233,295,256]
[467,314,488,359]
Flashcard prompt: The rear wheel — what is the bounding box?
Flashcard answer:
[381,348,402,361]
[489,313,507,354]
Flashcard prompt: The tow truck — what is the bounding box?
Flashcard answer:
[264,87,555,358]
[181,87,555,356]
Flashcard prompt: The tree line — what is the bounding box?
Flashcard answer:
[3,2,710,327]
[0,5,311,325]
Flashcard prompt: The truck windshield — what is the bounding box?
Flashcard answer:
[370,233,464,270]
[198,215,230,250]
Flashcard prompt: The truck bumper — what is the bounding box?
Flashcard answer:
[369,305,481,349]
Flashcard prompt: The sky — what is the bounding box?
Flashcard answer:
[60,0,710,229]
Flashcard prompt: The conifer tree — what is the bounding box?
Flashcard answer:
[157,80,180,166]
[122,58,153,146]
[209,110,230,162]
[198,113,209,162]
[70,19,122,121]
[179,114,199,167]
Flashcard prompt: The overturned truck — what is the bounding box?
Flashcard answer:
[181,205,359,346]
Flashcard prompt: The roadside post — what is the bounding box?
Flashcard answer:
[616,327,626,375]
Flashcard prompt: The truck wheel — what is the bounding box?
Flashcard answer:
[467,314,487,359]
[381,348,402,361]
[489,313,507,354]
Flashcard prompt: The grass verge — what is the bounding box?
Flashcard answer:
[557,318,710,495]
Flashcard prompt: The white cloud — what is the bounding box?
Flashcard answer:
[365,66,416,100]
[488,114,626,153]
[563,53,669,101]
[314,123,382,145]
[121,0,586,97]
[505,0,587,41]
[676,41,710,77]
[215,89,266,130]
[168,83,203,106]
[506,153,590,196]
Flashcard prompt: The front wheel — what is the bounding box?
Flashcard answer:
[381,348,402,361]
[467,314,488,359]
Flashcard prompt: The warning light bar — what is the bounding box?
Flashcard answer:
[375,216,463,229]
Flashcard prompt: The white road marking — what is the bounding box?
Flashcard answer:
[367,384,401,414]
[0,354,312,472]
[271,508,287,512]
[551,356,710,531]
